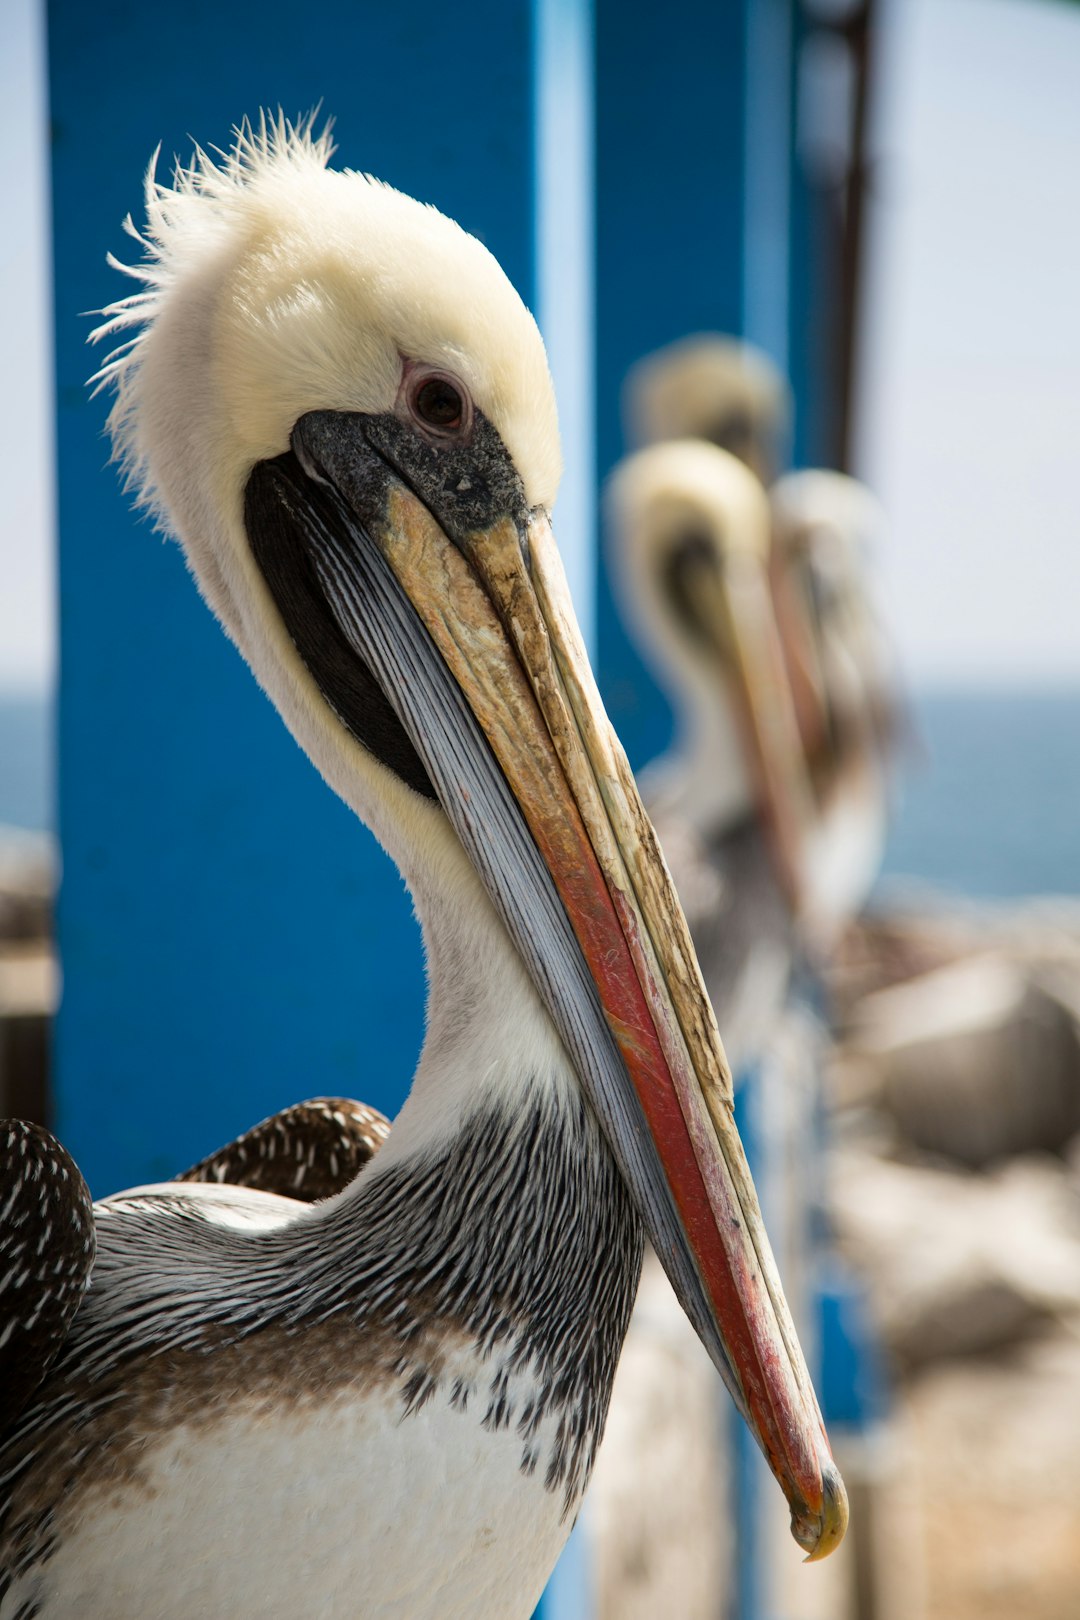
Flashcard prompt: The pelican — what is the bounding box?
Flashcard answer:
[605,439,815,1067]
[769,470,898,942]
[623,334,791,487]
[0,119,846,1619]
[623,332,897,946]
[594,441,825,1620]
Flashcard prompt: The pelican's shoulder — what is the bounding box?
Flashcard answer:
[97,1177,307,1235]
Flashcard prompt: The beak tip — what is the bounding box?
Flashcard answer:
[791,1455,849,1563]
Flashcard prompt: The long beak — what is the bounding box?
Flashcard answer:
[684,547,818,912]
[278,411,847,1561]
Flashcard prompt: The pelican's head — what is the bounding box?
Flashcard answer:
[607,440,813,907]
[94,116,845,1561]
[623,334,791,484]
[95,116,560,691]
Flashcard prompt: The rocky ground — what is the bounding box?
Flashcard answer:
[824,896,1080,1620]
[904,1331,1080,1620]
[590,894,1080,1620]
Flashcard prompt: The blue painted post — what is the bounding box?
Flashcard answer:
[596,8,807,1617]
[48,0,593,1198]
[532,0,597,1612]
[744,0,798,392]
[595,0,753,775]
[596,3,755,1614]
[731,1072,765,1620]
[785,0,824,471]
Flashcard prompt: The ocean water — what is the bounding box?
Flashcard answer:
[1,687,1078,899]
[880,687,1080,901]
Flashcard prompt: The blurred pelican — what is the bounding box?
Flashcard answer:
[595,439,827,1620]
[623,334,791,486]
[609,338,900,1620]
[605,439,814,1068]
[625,332,899,945]
[770,470,899,942]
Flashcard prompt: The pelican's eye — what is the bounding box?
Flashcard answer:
[410,373,466,435]
[416,378,461,427]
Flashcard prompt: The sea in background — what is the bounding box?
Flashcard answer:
[879,687,1079,902]
[0,691,52,835]
[1,686,1078,901]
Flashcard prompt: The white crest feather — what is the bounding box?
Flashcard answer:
[90,112,336,503]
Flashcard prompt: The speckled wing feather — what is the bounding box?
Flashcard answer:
[0,1120,96,1435]
[176,1097,392,1202]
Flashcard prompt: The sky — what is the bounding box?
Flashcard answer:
[0,0,52,690]
[855,0,1080,687]
[2,0,1080,693]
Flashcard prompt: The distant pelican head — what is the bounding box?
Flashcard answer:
[623,334,791,484]
[607,439,814,905]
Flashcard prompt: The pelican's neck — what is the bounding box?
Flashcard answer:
[371,843,581,1173]
[645,676,756,839]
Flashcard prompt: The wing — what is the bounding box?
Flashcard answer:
[0,1119,96,1434]
[175,1096,392,1202]
[99,1177,310,1230]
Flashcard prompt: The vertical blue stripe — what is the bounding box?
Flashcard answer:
[533,1515,594,1620]
[535,0,596,654]
[732,1070,764,1620]
[533,7,596,1610]
[595,0,752,774]
[592,10,784,1615]
[47,0,540,1194]
[785,4,832,470]
[743,0,794,380]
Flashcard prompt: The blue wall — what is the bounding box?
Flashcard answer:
[594,0,751,774]
[48,0,588,1195]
